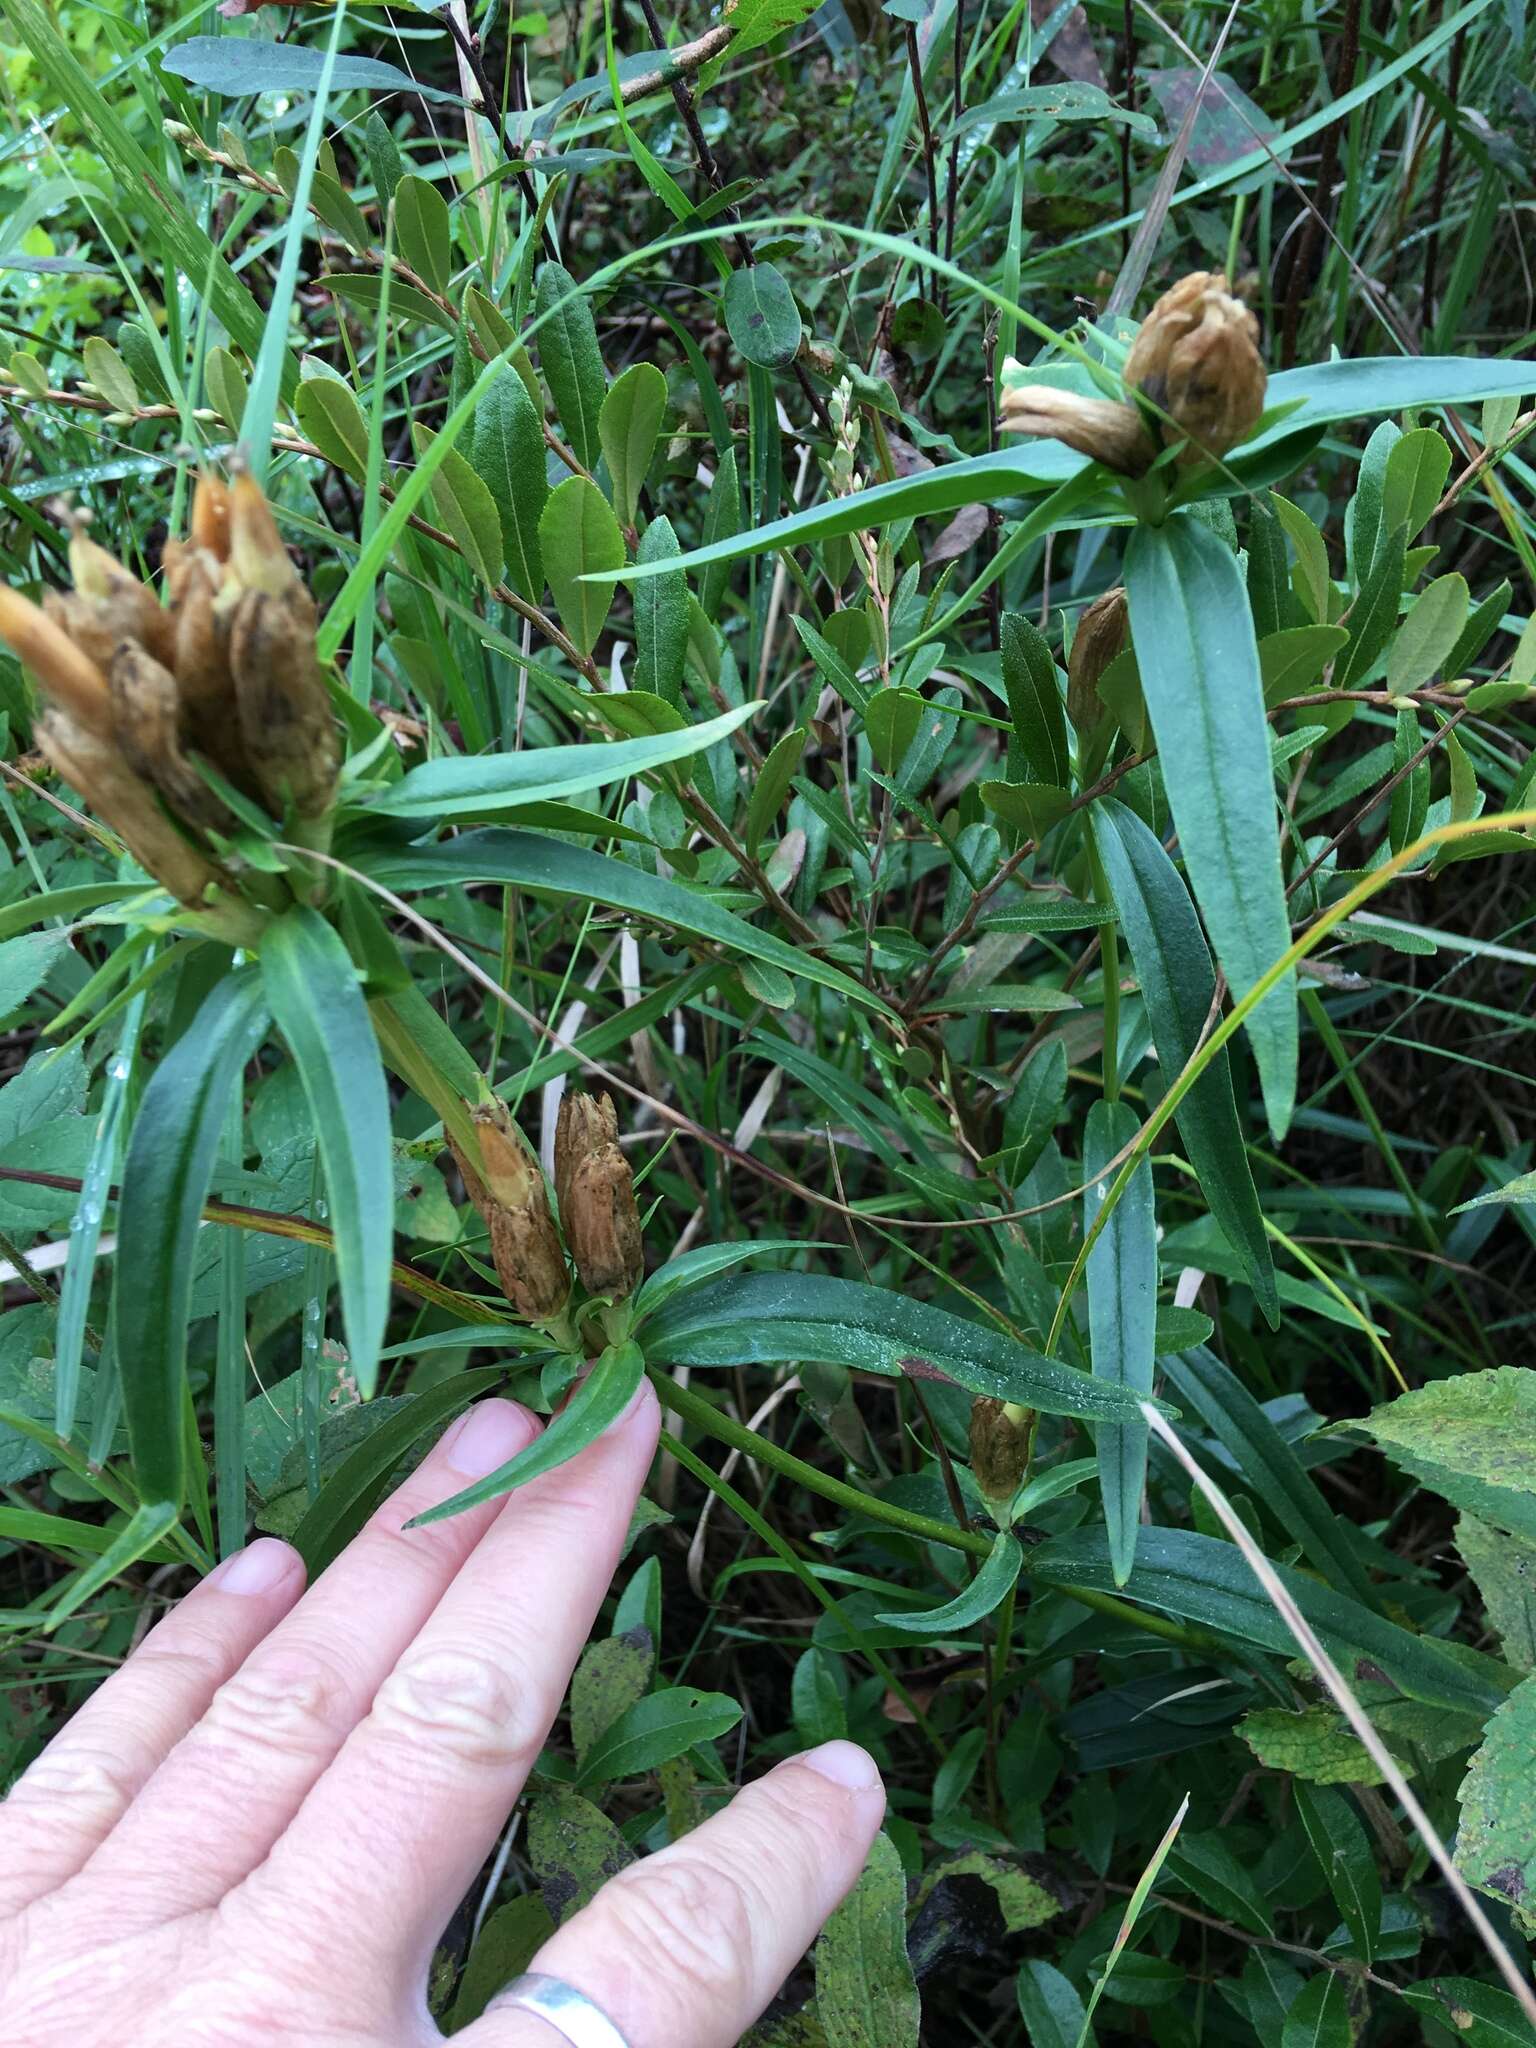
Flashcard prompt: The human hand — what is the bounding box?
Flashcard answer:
[0,1384,886,2047]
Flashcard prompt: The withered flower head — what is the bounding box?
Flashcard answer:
[449,1099,570,1323]
[1122,272,1266,463]
[1068,587,1129,734]
[0,468,341,933]
[969,1397,1032,1515]
[999,384,1154,477]
[554,1091,644,1300]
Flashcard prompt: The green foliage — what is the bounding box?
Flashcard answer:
[4,0,1536,2035]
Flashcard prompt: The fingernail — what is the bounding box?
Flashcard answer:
[799,1741,882,1794]
[442,1398,535,1477]
[210,1538,300,1597]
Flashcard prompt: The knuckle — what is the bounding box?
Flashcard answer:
[130,1636,230,1696]
[1,1744,137,1833]
[601,1855,757,1998]
[368,1643,534,1766]
[199,1642,354,1764]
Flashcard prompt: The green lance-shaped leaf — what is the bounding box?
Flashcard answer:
[876,1527,1023,1631]
[1084,1098,1156,1586]
[631,515,688,703]
[472,362,547,604]
[1090,798,1278,1321]
[575,1686,743,1788]
[815,1831,921,2048]
[723,259,803,369]
[1029,1525,1509,1717]
[1295,1782,1381,1964]
[1000,611,1070,787]
[535,260,606,471]
[450,1896,554,2031]
[1016,1959,1088,2048]
[40,1501,180,1634]
[1161,1348,1379,1609]
[746,724,809,858]
[113,973,269,1508]
[644,1270,1161,1422]
[364,109,403,201]
[261,909,394,1400]
[599,361,667,529]
[1281,1972,1352,2048]
[410,1341,646,1526]
[1123,517,1297,1140]
[540,477,625,656]
[390,173,453,298]
[413,423,504,588]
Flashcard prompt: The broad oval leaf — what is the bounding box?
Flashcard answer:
[113,973,269,1507]
[260,908,394,1399]
[391,173,452,297]
[1090,797,1277,1319]
[644,1270,1163,1422]
[723,260,803,369]
[815,1831,921,2048]
[1084,1098,1156,1585]
[295,374,369,480]
[598,361,668,528]
[161,36,465,102]
[1123,515,1297,1140]
[540,476,625,656]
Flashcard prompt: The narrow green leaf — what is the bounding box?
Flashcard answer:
[1123,519,1297,1139]
[1001,611,1070,787]
[535,260,606,470]
[289,1367,505,1574]
[472,364,548,604]
[1091,799,1278,1319]
[1281,1973,1351,2048]
[42,1502,180,1633]
[1382,426,1452,545]
[113,975,268,1507]
[410,1342,645,1526]
[1295,1783,1380,1964]
[644,1271,1163,1422]
[1084,1099,1156,1585]
[575,1686,743,1787]
[1336,523,1408,688]
[324,271,455,333]
[391,174,452,297]
[598,362,668,527]
[1402,1978,1536,2047]
[1160,1349,1378,1608]
[260,910,394,1399]
[875,1527,1022,1631]
[414,423,504,587]
[540,477,625,656]
[631,515,689,702]
[449,1896,554,2031]
[747,725,810,858]
[364,110,403,201]
[1017,1959,1089,2048]
[815,1831,921,2048]
[1270,493,1332,624]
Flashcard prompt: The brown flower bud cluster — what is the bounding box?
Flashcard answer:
[555,1091,645,1301]
[1000,272,1266,476]
[969,1397,1034,1516]
[449,1099,571,1323]
[0,472,339,936]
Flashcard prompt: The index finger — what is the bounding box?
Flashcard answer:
[223,1377,660,1975]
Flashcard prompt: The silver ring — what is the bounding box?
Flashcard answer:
[495,1972,633,2048]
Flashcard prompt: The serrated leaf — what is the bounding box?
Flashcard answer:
[723,260,802,369]
[391,174,452,297]
[1458,1514,1536,1672]
[598,361,667,528]
[1455,1670,1536,1913]
[815,1831,920,2048]
[471,362,547,603]
[1123,517,1297,1138]
[535,261,606,471]
[413,422,504,588]
[1084,1098,1155,1586]
[1239,1707,1382,1786]
[1091,800,1277,1319]
[540,477,625,655]
[1358,1366,1536,1542]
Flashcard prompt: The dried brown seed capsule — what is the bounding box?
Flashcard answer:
[1122,271,1266,463]
[227,470,299,599]
[969,1397,1033,1513]
[0,586,114,735]
[554,1090,644,1300]
[35,706,251,927]
[191,473,232,562]
[229,586,339,821]
[999,384,1155,477]
[66,526,175,668]
[108,641,232,833]
[448,1099,570,1322]
[1068,587,1129,733]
